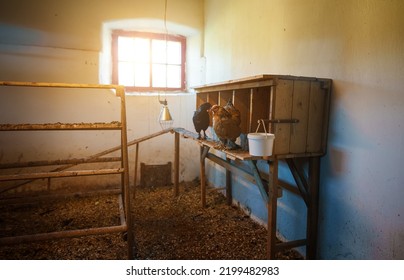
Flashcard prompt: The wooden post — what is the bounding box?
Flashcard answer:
[306,156,320,259]
[133,143,139,199]
[117,86,133,260]
[226,157,232,206]
[174,132,180,197]
[267,158,278,259]
[200,145,207,208]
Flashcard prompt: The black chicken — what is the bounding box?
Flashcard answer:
[193,102,212,139]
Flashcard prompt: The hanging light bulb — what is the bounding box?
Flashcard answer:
[158,98,173,130]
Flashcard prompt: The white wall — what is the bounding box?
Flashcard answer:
[0,0,204,190]
[204,0,404,259]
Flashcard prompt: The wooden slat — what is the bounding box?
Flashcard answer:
[0,81,119,90]
[233,88,250,134]
[193,74,325,93]
[0,157,121,169]
[0,224,127,246]
[194,79,275,93]
[174,132,180,196]
[0,168,124,181]
[207,91,219,105]
[196,92,208,108]
[306,81,326,153]
[250,87,271,133]
[219,90,233,106]
[273,79,293,155]
[0,122,122,131]
[290,80,311,153]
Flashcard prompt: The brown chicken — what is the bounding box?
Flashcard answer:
[223,99,241,126]
[210,103,242,150]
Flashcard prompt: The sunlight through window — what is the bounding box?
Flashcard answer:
[113,31,186,91]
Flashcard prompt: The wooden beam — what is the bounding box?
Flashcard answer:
[0,122,122,131]
[247,160,269,204]
[0,157,121,169]
[0,188,121,205]
[267,158,278,259]
[174,132,180,197]
[0,168,124,181]
[306,157,321,259]
[225,157,232,205]
[200,146,210,207]
[285,158,310,207]
[133,143,139,199]
[0,224,127,246]
[0,81,119,90]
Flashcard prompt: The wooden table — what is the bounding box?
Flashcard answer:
[174,127,321,259]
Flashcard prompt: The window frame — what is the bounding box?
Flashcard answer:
[111,30,186,92]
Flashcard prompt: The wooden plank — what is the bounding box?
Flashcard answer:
[174,132,180,197]
[0,81,119,90]
[267,158,278,259]
[226,158,232,205]
[0,224,127,246]
[207,91,219,106]
[194,79,275,93]
[290,80,311,154]
[133,143,139,199]
[250,87,271,133]
[118,85,133,260]
[0,122,122,131]
[193,74,323,93]
[306,81,326,153]
[200,146,208,207]
[0,168,124,181]
[0,157,121,169]
[219,90,233,106]
[233,88,250,134]
[320,80,332,153]
[306,157,321,259]
[272,79,293,155]
[196,92,208,108]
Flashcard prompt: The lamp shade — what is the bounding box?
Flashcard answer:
[158,104,173,130]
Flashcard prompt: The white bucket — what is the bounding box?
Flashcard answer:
[247,133,275,156]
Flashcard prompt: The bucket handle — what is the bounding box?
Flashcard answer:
[255,119,268,137]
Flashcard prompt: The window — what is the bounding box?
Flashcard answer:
[112,30,186,92]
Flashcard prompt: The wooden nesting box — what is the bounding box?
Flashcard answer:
[194,74,332,157]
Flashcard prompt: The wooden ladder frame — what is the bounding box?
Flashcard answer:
[0,81,133,259]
